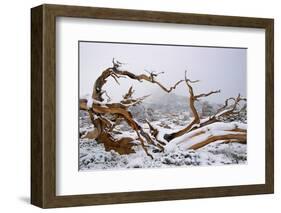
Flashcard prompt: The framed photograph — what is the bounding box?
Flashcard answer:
[31,4,274,208]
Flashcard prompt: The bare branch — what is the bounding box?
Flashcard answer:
[144,69,165,77]
[121,86,150,107]
[195,90,221,99]
[189,133,246,150]
[122,86,134,100]
[214,94,247,119]
[110,72,120,85]
[101,90,112,102]
[164,70,222,142]
[164,71,201,141]
[113,69,184,93]
[92,64,184,102]
[121,94,150,107]
[145,120,166,146]
[185,70,200,84]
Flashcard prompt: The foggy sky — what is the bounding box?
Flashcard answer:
[79,41,246,104]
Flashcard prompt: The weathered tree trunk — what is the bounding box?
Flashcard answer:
[165,122,247,151]
[82,59,184,158]
[81,60,247,158]
[190,134,246,150]
[164,71,220,141]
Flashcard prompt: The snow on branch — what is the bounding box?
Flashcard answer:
[82,59,247,158]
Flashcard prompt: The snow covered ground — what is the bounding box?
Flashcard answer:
[79,138,246,171]
[79,95,247,171]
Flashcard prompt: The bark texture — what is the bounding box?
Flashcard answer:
[81,60,247,157]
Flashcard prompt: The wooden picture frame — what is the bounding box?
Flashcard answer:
[31,4,274,208]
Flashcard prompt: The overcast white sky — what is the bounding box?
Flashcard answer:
[79,41,246,104]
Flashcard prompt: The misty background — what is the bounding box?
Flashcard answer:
[79,41,246,104]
